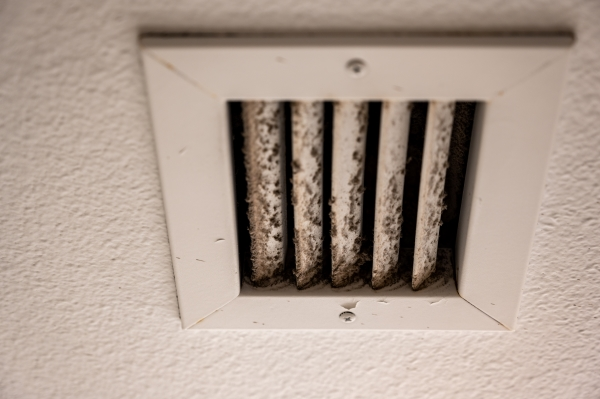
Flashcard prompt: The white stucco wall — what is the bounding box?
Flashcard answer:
[1,0,599,398]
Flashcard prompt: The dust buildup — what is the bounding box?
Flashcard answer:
[412,101,455,290]
[291,102,324,289]
[372,102,412,290]
[371,173,403,289]
[242,101,287,287]
[331,101,370,288]
[399,248,454,290]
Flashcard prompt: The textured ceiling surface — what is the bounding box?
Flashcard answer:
[1,0,599,398]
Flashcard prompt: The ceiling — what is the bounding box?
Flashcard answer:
[0,0,598,398]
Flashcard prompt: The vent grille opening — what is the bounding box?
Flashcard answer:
[230,100,476,291]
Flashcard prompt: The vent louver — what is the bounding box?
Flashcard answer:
[233,100,475,291]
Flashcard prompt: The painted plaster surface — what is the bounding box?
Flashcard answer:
[0,0,599,398]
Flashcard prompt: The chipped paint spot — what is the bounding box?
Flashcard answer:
[428,298,446,306]
[341,300,359,310]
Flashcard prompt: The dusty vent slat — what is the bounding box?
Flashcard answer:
[412,101,456,289]
[372,101,412,289]
[291,101,324,289]
[242,101,287,287]
[330,101,369,287]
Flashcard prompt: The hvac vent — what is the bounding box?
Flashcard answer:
[141,36,571,330]
[232,100,474,292]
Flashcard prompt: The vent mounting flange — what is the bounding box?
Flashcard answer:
[141,35,571,330]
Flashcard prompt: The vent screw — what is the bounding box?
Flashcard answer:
[346,59,367,78]
[339,311,356,323]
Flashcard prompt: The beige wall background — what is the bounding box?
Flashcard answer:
[1,0,599,398]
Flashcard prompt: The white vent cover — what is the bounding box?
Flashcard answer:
[141,36,570,330]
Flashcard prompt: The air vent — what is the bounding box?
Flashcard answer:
[141,35,571,329]
[231,100,476,292]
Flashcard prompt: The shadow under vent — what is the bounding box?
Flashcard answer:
[230,100,476,291]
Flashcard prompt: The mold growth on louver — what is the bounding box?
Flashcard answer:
[399,247,454,291]
[372,101,412,290]
[412,101,456,290]
[291,101,324,289]
[242,101,287,287]
[330,101,370,288]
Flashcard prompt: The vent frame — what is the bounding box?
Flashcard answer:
[141,35,571,330]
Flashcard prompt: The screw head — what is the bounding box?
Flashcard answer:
[346,59,367,78]
[339,311,356,323]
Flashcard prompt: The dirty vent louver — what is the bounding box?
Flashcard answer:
[234,100,474,291]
